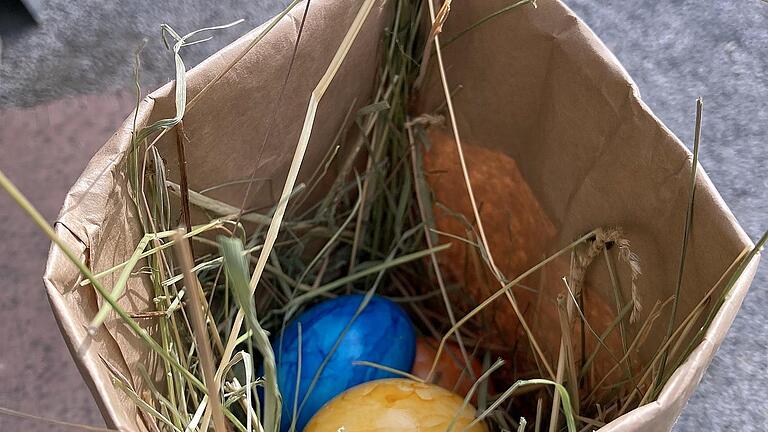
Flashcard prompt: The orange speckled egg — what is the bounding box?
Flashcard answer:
[304,378,488,432]
[411,337,484,398]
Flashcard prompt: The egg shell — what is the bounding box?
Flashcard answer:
[304,378,488,432]
[422,127,632,383]
[274,294,416,432]
[530,254,634,385]
[422,125,557,346]
[411,337,486,398]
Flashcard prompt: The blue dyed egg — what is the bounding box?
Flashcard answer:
[274,294,416,432]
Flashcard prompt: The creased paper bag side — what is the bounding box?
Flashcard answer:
[415,0,754,430]
[43,1,391,429]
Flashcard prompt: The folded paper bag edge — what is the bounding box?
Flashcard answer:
[599,256,759,432]
[41,2,382,430]
[43,224,132,430]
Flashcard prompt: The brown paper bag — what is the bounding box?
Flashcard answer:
[44,0,758,430]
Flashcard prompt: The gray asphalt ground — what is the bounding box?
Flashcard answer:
[0,0,765,430]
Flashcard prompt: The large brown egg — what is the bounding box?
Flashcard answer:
[422,125,632,393]
[304,378,488,432]
[422,125,558,352]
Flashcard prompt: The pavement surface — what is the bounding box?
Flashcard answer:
[0,0,765,431]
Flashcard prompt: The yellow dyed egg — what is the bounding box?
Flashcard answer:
[304,378,488,432]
